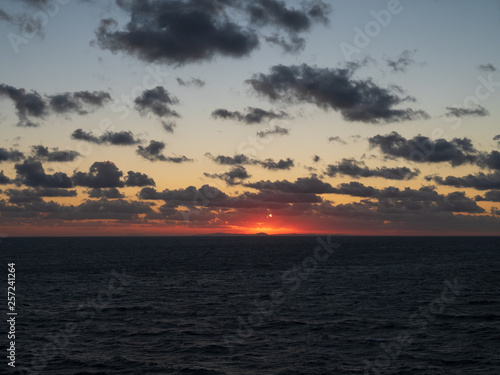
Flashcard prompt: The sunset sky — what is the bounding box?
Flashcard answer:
[1,0,500,236]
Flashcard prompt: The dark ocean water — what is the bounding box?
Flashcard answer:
[1,236,499,375]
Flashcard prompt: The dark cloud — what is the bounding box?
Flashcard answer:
[328,136,347,145]
[385,50,419,73]
[313,155,320,163]
[326,158,420,180]
[139,184,228,204]
[0,148,24,163]
[246,64,430,124]
[48,91,111,115]
[369,132,479,166]
[478,64,496,72]
[87,188,125,199]
[211,107,289,124]
[94,1,260,65]
[331,181,377,198]
[15,160,73,188]
[0,85,111,127]
[30,145,80,162]
[125,171,156,187]
[204,165,251,185]
[176,77,206,87]
[259,158,294,170]
[430,171,500,191]
[245,176,336,194]
[72,161,124,188]
[0,171,12,185]
[6,188,77,203]
[94,0,329,64]
[478,151,500,171]
[475,190,500,202]
[256,126,289,138]
[206,153,253,165]
[206,153,293,170]
[0,84,48,127]
[71,129,142,145]
[136,141,192,163]
[445,106,489,118]
[135,86,180,119]
[375,186,442,202]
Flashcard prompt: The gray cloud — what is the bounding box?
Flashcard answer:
[137,140,192,163]
[6,188,77,203]
[15,160,73,188]
[211,107,289,124]
[430,171,500,191]
[0,171,11,185]
[71,129,142,145]
[475,190,500,202]
[206,153,293,170]
[125,171,156,187]
[326,158,420,180]
[49,91,111,115]
[246,64,430,124]
[30,145,80,162]
[94,0,329,65]
[256,125,289,138]
[204,165,252,185]
[72,161,124,188]
[176,77,206,87]
[328,136,347,145]
[385,49,419,73]
[135,86,180,119]
[445,106,489,118]
[369,132,479,166]
[87,188,125,199]
[0,84,48,127]
[0,148,24,163]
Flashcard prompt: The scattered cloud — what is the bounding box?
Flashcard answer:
[176,77,205,87]
[204,165,252,185]
[369,132,479,166]
[71,129,142,145]
[72,161,124,188]
[87,188,125,199]
[93,0,330,65]
[30,145,80,162]
[206,153,294,170]
[0,84,48,127]
[15,160,73,188]
[136,141,192,163]
[256,125,289,138]
[475,190,500,202]
[430,171,500,190]
[325,158,420,180]
[246,64,430,123]
[211,107,289,124]
[0,148,24,163]
[135,86,180,119]
[0,84,111,127]
[48,91,111,115]
[124,171,156,187]
[385,49,420,73]
[328,136,347,145]
[445,105,489,118]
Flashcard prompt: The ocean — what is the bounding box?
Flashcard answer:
[1,236,499,374]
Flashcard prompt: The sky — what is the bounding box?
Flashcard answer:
[0,0,500,236]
